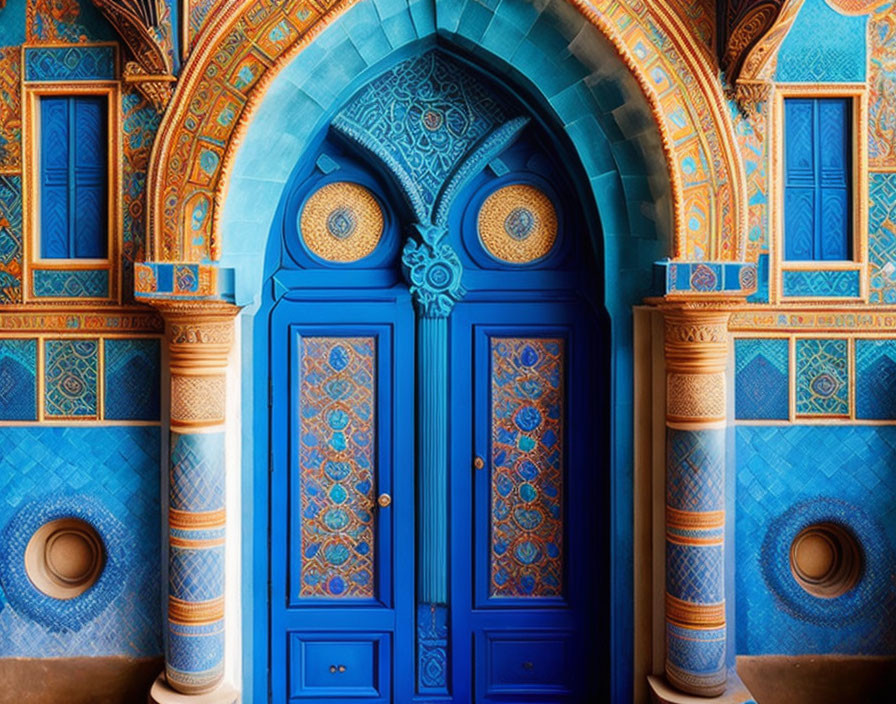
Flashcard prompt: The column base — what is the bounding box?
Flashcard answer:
[648,671,755,703]
[149,674,239,704]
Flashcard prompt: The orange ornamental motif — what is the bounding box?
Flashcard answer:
[146,0,748,266]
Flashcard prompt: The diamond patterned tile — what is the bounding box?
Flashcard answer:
[0,426,161,657]
[736,426,896,655]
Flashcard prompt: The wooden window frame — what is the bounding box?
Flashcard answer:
[770,84,868,303]
[23,82,121,303]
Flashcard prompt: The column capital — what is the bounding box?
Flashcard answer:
[661,303,733,377]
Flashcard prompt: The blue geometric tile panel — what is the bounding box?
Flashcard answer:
[24,46,116,82]
[32,269,109,298]
[736,426,896,655]
[104,338,161,420]
[781,269,860,298]
[795,338,849,416]
[0,339,37,421]
[735,338,789,420]
[0,426,161,656]
[44,338,99,418]
[855,339,896,420]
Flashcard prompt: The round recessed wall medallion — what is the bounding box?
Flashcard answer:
[300,182,384,262]
[478,184,558,264]
[25,517,105,600]
[789,522,862,599]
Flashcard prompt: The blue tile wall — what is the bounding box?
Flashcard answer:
[782,269,861,298]
[44,339,99,418]
[735,338,789,420]
[24,46,116,82]
[795,338,849,416]
[32,269,109,298]
[0,426,161,656]
[104,338,161,421]
[0,338,37,420]
[776,0,867,82]
[736,426,896,654]
[855,339,896,420]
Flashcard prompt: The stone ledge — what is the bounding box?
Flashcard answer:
[648,671,756,704]
[148,674,239,704]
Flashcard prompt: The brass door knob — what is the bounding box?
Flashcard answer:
[377,493,391,508]
[474,456,485,470]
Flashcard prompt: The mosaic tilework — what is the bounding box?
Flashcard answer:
[869,173,896,304]
[26,0,115,43]
[0,426,161,656]
[23,45,115,81]
[0,174,22,303]
[43,338,98,417]
[300,182,384,263]
[334,51,507,221]
[735,338,789,420]
[776,0,867,82]
[298,337,376,599]
[121,87,161,301]
[104,338,160,420]
[490,338,564,598]
[781,269,861,298]
[1,494,127,630]
[134,261,220,299]
[657,260,758,295]
[417,603,448,690]
[795,338,849,416]
[870,8,896,169]
[0,0,27,48]
[187,0,224,53]
[170,432,225,513]
[0,47,21,171]
[732,99,769,259]
[736,426,896,654]
[32,269,109,298]
[0,338,36,420]
[478,185,558,264]
[855,339,896,419]
[666,428,725,512]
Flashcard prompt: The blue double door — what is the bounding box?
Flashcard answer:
[270,293,597,702]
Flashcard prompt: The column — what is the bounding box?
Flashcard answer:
[402,224,465,693]
[662,306,730,697]
[151,302,239,702]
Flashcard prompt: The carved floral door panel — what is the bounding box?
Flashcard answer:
[270,298,415,704]
[450,301,597,702]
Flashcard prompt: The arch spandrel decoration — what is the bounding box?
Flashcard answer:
[141,0,750,285]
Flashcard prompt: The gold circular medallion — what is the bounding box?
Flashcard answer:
[300,182,384,262]
[478,184,558,264]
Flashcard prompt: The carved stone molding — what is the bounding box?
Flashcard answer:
[719,0,805,114]
[91,0,175,111]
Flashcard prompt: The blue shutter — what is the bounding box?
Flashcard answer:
[784,97,851,261]
[40,96,108,259]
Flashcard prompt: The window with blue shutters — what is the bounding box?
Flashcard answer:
[783,97,852,261]
[39,95,108,260]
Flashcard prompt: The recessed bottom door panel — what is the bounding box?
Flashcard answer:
[480,630,574,700]
[288,632,390,701]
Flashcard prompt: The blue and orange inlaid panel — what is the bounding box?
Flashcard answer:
[489,337,564,598]
[297,336,376,599]
[735,338,789,420]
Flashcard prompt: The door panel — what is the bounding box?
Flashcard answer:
[271,298,414,703]
[452,301,596,703]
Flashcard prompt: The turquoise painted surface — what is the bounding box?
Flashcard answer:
[0,426,161,656]
[776,0,867,82]
[0,0,25,47]
[736,426,896,654]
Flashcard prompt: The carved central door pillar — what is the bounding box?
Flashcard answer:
[149,302,240,704]
[661,305,732,698]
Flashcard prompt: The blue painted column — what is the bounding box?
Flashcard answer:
[402,224,465,693]
[662,307,730,697]
[154,303,239,701]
